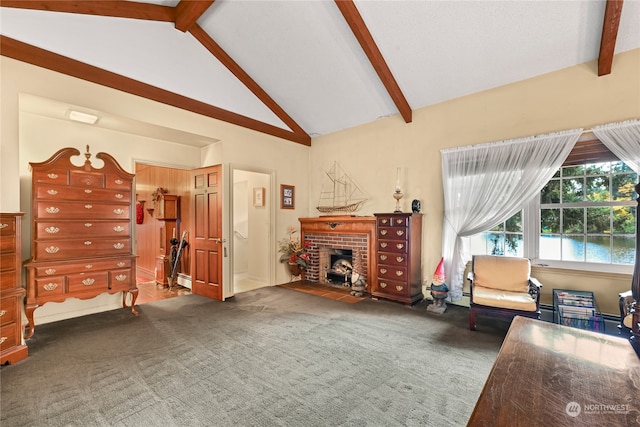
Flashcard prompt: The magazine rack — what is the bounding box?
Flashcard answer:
[553,289,604,332]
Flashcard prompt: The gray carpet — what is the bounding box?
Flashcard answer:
[1,286,509,426]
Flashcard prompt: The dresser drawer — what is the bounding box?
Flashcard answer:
[36,221,130,240]
[32,169,69,185]
[109,268,135,290]
[376,215,409,227]
[67,272,109,293]
[377,252,408,266]
[36,201,130,220]
[33,258,132,278]
[376,279,411,297]
[0,270,16,292]
[0,253,16,272]
[0,322,19,352]
[378,265,408,281]
[378,226,408,240]
[35,184,130,203]
[35,239,131,260]
[35,277,65,298]
[69,170,105,187]
[105,175,132,190]
[378,240,408,254]
[0,216,16,236]
[0,296,18,327]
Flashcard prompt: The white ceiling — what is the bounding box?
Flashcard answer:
[2,0,639,145]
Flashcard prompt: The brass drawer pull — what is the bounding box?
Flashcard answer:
[380,282,388,288]
[396,286,404,291]
[380,255,387,261]
[380,268,387,274]
[115,194,124,199]
[45,207,60,214]
[45,246,60,254]
[115,179,123,185]
[117,262,126,267]
[380,229,387,236]
[85,204,93,209]
[380,242,388,248]
[43,283,58,291]
[84,241,92,245]
[380,219,388,224]
[45,268,56,275]
[47,189,58,195]
[396,243,404,250]
[84,189,92,194]
[395,271,404,277]
[396,256,404,262]
[114,243,125,250]
[85,264,93,269]
[0,310,7,317]
[0,337,7,345]
[113,209,124,215]
[0,223,7,229]
[396,230,404,236]
[115,274,127,281]
[396,219,405,225]
[113,226,125,232]
[47,173,58,179]
[45,226,60,234]
[82,278,95,286]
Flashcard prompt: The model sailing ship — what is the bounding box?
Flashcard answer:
[316,162,367,215]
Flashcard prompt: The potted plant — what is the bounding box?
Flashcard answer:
[278,226,311,276]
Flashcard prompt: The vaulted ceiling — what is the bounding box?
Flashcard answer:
[1,1,639,146]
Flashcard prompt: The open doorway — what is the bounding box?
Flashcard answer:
[231,167,274,294]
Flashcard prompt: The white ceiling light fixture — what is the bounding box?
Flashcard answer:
[67,110,99,125]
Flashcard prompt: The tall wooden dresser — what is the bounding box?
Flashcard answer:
[1,213,28,364]
[372,213,423,305]
[24,146,138,338]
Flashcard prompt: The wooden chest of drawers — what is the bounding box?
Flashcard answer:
[372,213,423,305]
[24,146,138,338]
[1,212,28,365]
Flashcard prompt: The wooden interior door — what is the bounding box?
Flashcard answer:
[191,165,224,300]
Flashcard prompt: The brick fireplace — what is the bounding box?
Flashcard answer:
[299,216,376,292]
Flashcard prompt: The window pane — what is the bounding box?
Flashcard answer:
[540,234,561,260]
[612,206,635,234]
[562,178,583,202]
[563,236,584,261]
[563,208,584,233]
[541,209,560,233]
[586,162,610,175]
[489,223,504,232]
[487,233,504,255]
[611,161,632,173]
[612,173,638,201]
[586,236,610,263]
[586,207,610,234]
[563,165,584,177]
[505,211,522,232]
[541,180,560,204]
[505,233,523,257]
[586,176,609,201]
[613,236,636,264]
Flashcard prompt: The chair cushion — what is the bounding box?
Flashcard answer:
[473,256,531,293]
[472,285,537,311]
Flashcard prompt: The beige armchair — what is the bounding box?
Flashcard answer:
[468,255,542,331]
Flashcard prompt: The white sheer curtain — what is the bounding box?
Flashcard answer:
[593,119,640,173]
[441,129,582,301]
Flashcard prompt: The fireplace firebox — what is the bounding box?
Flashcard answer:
[326,249,353,285]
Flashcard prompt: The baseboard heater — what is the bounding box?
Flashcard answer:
[177,273,192,290]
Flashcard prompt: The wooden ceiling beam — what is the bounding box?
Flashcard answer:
[334,0,412,123]
[189,24,310,143]
[175,1,215,32]
[0,36,310,146]
[0,1,175,22]
[598,0,624,76]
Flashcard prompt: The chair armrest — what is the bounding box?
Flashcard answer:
[619,290,633,299]
[529,277,542,289]
[467,272,474,282]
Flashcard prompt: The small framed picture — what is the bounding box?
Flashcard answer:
[280,184,295,209]
[253,187,265,207]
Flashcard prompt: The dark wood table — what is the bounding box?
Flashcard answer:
[468,316,640,426]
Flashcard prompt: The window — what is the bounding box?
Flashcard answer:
[471,158,637,271]
[539,161,637,265]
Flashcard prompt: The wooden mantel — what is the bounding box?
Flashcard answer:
[299,216,377,291]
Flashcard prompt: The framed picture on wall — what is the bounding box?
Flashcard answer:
[280,184,295,209]
[253,187,265,207]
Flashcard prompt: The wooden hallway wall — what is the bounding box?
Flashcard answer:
[134,164,192,281]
